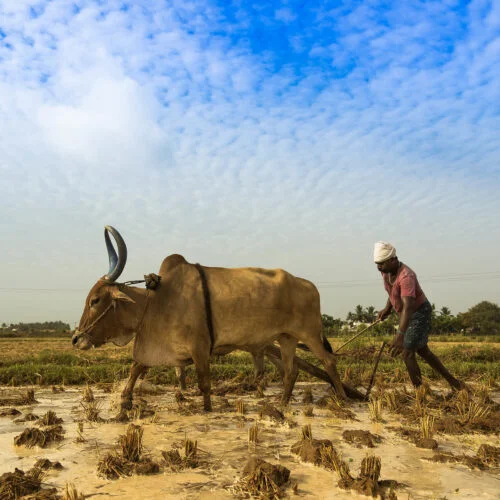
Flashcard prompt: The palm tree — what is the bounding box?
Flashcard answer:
[354,305,364,322]
[440,306,451,317]
[365,306,376,322]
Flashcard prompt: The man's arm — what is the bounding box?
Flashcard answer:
[389,296,415,356]
[377,297,393,321]
[398,296,415,334]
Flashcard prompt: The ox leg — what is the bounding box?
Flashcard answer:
[175,366,187,390]
[266,354,285,381]
[192,354,212,412]
[302,335,347,400]
[251,349,266,381]
[119,362,148,420]
[278,334,299,405]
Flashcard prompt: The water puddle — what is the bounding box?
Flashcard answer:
[0,382,498,498]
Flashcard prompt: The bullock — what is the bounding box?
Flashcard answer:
[72,226,347,417]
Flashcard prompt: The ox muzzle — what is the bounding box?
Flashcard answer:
[72,331,94,350]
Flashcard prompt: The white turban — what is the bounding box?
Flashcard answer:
[373,241,396,263]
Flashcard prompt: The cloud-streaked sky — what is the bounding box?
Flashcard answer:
[1,0,499,326]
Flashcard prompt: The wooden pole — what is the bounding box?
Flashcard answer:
[364,342,386,401]
[335,320,381,353]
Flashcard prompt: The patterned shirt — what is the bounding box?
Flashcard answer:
[381,262,427,314]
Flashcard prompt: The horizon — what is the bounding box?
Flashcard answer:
[1,1,499,325]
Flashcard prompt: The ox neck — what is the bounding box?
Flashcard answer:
[116,284,150,328]
[120,284,148,300]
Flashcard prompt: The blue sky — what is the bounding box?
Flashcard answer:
[0,0,499,326]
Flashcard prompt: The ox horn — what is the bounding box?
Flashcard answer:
[104,225,127,282]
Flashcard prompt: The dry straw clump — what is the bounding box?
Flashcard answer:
[456,398,491,425]
[248,424,259,447]
[36,410,63,427]
[14,425,64,448]
[259,403,286,423]
[119,424,143,462]
[420,414,435,440]
[236,399,245,415]
[291,425,340,468]
[232,457,290,499]
[97,424,160,479]
[82,385,94,403]
[62,482,85,500]
[161,438,200,471]
[368,397,383,422]
[97,452,133,479]
[0,389,37,407]
[75,422,86,444]
[332,453,398,498]
[0,466,46,500]
[80,400,103,422]
[342,430,381,448]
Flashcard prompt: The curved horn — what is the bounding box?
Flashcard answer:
[104,225,127,282]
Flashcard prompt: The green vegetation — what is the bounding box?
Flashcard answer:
[0,300,497,387]
[322,300,500,337]
[0,321,71,338]
[0,336,497,387]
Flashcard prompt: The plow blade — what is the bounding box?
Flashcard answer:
[264,345,365,401]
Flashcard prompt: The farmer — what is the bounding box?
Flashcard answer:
[374,241,465,390]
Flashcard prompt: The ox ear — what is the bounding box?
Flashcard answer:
[110,288,135,303]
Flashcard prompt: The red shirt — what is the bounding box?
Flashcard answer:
[382,262,427,314]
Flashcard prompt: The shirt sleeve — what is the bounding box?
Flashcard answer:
[400,274,416,298]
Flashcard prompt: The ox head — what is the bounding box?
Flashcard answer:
[72,226,136,350]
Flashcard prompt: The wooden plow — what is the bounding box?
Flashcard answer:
[263,340,386,402]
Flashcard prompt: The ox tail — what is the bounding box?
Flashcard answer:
[297,334,333,354]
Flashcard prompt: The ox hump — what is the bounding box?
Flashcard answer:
[159,254,188,275]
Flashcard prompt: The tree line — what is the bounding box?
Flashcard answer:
[0,321,71,337]
[322,300,500,336]
[1,301,499,337]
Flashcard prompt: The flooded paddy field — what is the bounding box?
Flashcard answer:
[0,379,498,499]
[0,337,498,498]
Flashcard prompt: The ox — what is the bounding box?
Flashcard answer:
[72,226,347,416]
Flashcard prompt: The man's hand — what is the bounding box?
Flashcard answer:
[388,332,404,357]
[377,309,391,322]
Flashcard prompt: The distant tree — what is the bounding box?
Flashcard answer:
[364,306,376,323]
[354,305,364,322]
[440,306,451,317]
[3,321,71,336]
[345,305,377,325]
[459,301,500,335]
[431,303,437,320]
[321,314,343,336]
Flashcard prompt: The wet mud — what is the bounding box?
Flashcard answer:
[0,382,498,499]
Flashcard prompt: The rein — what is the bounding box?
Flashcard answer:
[78,282,150,345]
[77,301,115,337]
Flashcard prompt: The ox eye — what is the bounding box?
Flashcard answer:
[90,298,100,307]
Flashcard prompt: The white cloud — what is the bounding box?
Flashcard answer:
[0,0,499,324]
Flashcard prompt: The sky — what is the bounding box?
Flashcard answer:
[1,0,499,327]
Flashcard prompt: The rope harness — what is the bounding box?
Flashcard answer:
[195,263,215,354]
[77,301,115,337]
[78,268,214,352]
[77,281,152,346]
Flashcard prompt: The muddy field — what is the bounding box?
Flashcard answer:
[0,376,499,499]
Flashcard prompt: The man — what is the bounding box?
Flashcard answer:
[374,241,465,390]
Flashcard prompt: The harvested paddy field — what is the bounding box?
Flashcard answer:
[0,337,498,499]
